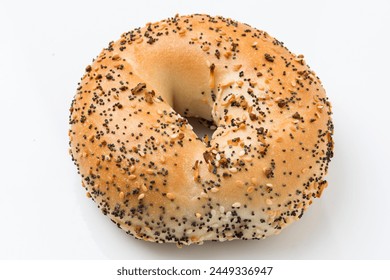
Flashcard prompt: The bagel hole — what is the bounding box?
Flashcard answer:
[186,117,216,144]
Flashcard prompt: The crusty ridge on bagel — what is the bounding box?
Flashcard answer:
[69,14,334,245]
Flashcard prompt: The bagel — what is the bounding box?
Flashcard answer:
[69,14,334,245]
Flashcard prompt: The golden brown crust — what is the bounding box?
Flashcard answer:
[69,14,334,245]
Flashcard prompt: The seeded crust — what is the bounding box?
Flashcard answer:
[69,14,334,245]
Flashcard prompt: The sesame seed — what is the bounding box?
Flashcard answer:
[166,193,176,200]
[224,51,232,58]
[112,54,120,60]
[229,167,238,173]
[200,192,208,198]
[170,133,178,139]
[146,169,154,175]
[235,180,244,187]
[244,156,253,162]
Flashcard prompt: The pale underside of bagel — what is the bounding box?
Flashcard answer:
[69,14,334,245]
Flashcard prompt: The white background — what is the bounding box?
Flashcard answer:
[1,0,389,259]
